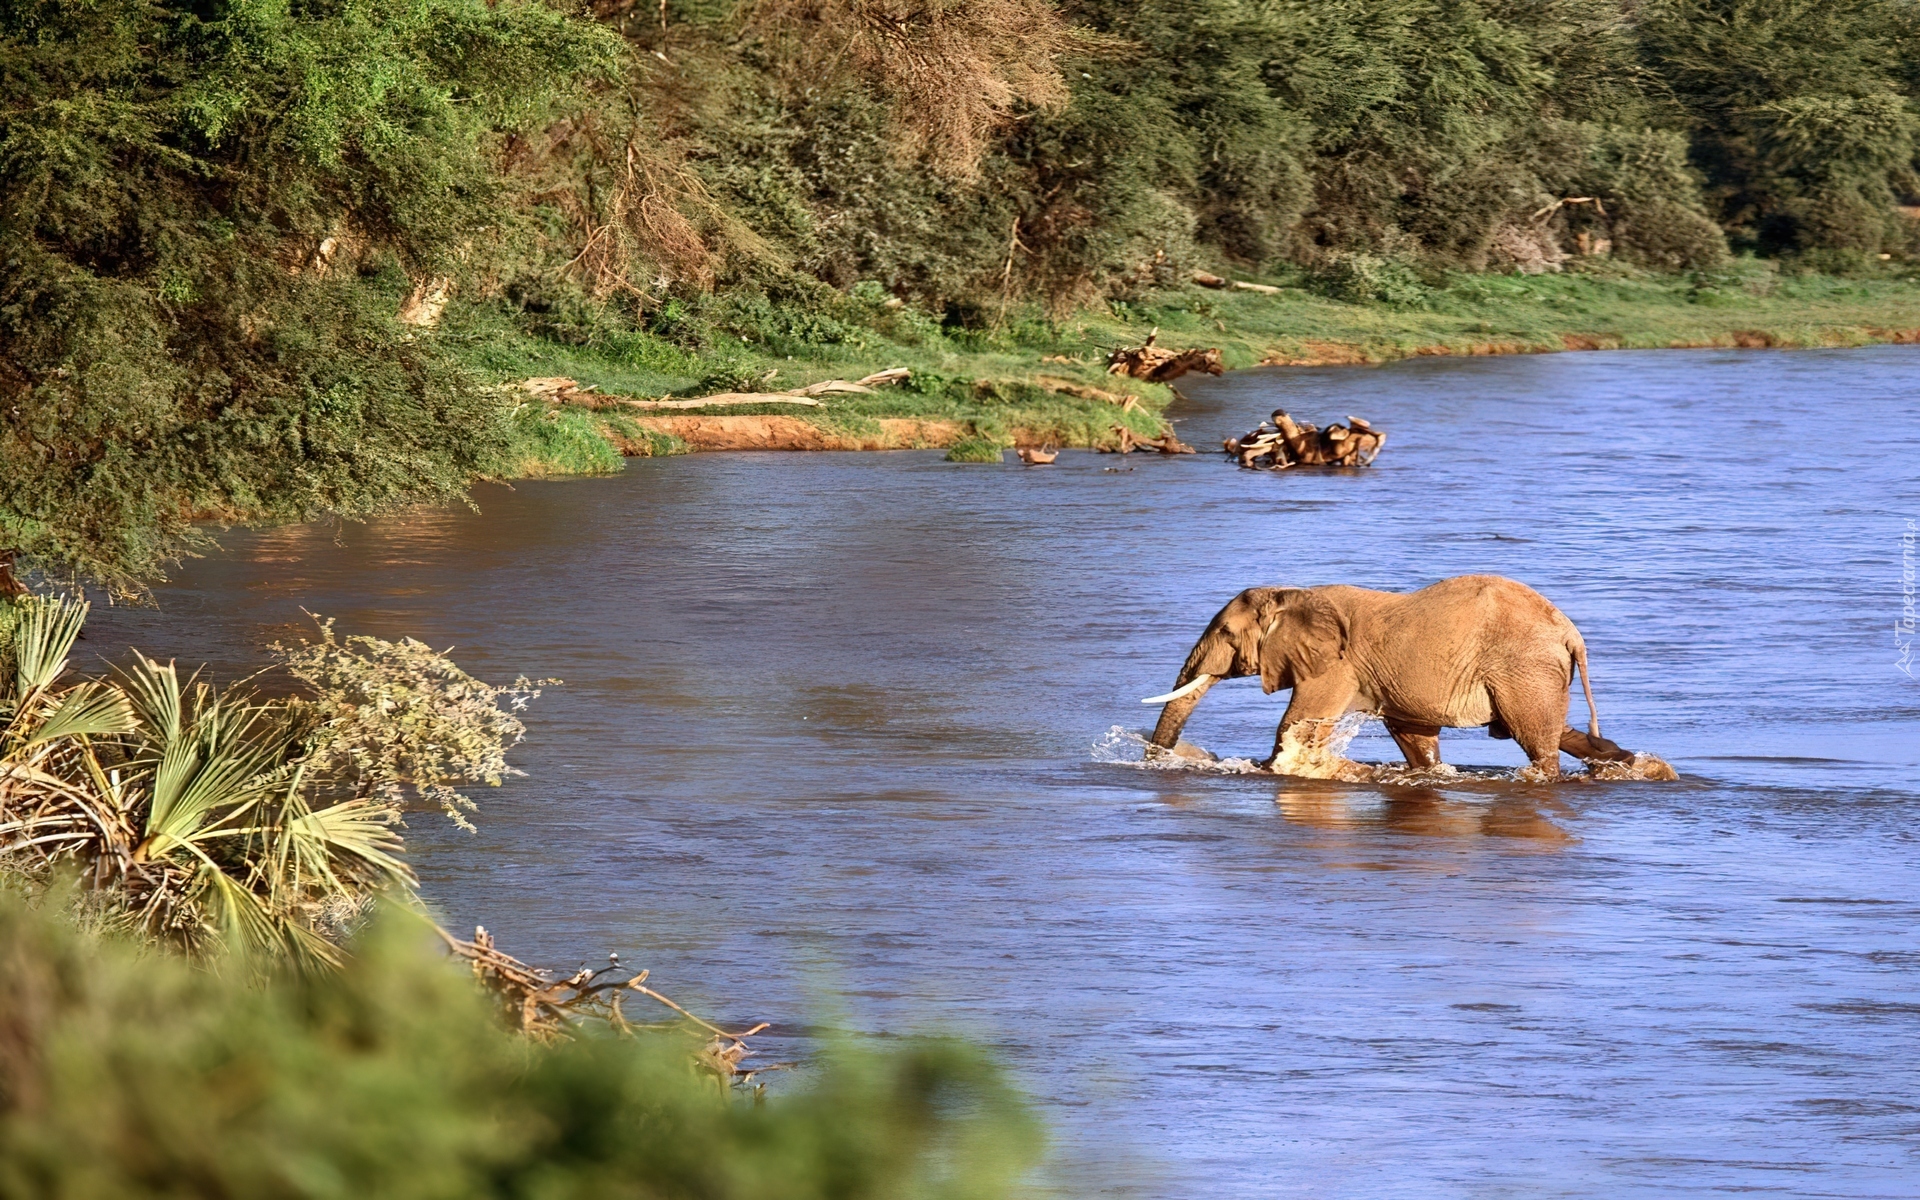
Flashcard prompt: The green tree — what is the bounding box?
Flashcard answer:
[0,0,622,587]
[1639,0,1920,258]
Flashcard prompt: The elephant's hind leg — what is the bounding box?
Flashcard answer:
[1384,718,1442,769]
[1488,688,1564,779]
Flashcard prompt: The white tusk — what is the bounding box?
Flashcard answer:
[1141,674,1214,705]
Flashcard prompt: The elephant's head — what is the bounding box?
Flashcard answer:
[1146,587,1348,748]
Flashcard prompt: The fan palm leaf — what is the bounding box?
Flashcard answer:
[7,594,89,698]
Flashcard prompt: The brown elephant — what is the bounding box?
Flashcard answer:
[1142,575,1642,777]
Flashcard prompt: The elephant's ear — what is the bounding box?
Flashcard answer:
[1259,597,1347,693]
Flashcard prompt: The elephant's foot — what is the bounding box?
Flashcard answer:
[1145,739,1218,765]
[1559,727,1634,764]
[1515,757,1564,782]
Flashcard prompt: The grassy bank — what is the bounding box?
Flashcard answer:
[468,262,1920,467]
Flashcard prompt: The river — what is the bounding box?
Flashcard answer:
[91,346,1920,1197]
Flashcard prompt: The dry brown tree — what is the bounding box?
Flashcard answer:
[745,0,1077,178]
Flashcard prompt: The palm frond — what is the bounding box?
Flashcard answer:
[120,656,297,848]
[288,800,413,888]
[15,682,138,750]
[10,595,90,697]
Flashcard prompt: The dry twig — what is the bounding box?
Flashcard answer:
[437,924,783,1089]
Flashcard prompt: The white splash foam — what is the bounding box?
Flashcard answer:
[1089,726,1263,774]
[1585,753,1680,781]
[1267,713,1374,780]
[1090,725,1679,783]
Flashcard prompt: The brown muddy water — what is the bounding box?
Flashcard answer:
[92,347,1920,1197]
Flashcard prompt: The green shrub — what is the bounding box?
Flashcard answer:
[944,438,1005,463]
[0,894,1043,1200]
[1313,252,1432,306]
[506,405,628,477]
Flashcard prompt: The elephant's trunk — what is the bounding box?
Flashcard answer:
[1150,673,1217,748]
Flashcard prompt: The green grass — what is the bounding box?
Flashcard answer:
[458,261,1920,473]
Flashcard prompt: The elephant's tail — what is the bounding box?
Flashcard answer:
[1569,636,1601,739]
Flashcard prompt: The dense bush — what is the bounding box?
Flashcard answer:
[1640,0,1920,259]
[0,0,622,586]
[0,894,1041,1199]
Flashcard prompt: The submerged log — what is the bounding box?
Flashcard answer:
[1226,409,1386,470]
[1016,446,1059,465]
[1107,329,1225,383]
[1101,424,1195,455]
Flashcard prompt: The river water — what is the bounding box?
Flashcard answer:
[92,347,1920,1197]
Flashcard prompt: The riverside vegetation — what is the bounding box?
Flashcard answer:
[5,0,1920,587]
[0,594,1040,1194]
[3,0,1918,1182]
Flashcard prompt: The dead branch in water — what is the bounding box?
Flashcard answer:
[1106,329,1224,383]
[1225,410,1386,469]
[1100,424,1194,455]
[436,924,781,1089]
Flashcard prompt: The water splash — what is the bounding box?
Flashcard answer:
[1267,713,1374,780]
[1090,727,1264,774]
[1587,753,1680,781]
[1094,723,1680,783]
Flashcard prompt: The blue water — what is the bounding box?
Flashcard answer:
[92,346,1920,1197]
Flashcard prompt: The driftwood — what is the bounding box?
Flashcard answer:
[521,369,910,411]
[1191,271,1282,295]
[0,551,27,600]
[1016,446,1058,465]
[1225,410,1386,470]
[1033,375,1141,410]
[1101,424,1195,455]
[437,924,781,1089]
[1106,330,1224,383]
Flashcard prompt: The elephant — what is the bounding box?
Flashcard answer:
[1141,575,1645,778]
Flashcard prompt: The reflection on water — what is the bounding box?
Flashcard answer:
[88,347,1920,1198]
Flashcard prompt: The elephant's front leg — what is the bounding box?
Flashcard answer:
[1383,718,1442,769]
[1264,676,1360,776]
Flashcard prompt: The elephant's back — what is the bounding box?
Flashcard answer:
[1382,576,1574,714]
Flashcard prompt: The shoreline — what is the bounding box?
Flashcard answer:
[567,324,1920,456]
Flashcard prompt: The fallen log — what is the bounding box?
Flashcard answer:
[1106,329,1225,383]
[522,368,909,411]
[1225,410,1386,470]
[1034,375,1141,410]
[1190,270,1283,295]
[437,923,781,1089]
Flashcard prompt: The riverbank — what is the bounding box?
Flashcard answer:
[464,263,1920,462]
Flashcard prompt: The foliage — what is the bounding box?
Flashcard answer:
[276,617,553,832]
[0,597,542,963]
[1312,252,1431,306]
[0,894,1043,1200]
[944,437,1006,462]
[1639,0,1920,258]
[0,0,623,587]
[7,0,1920,588]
